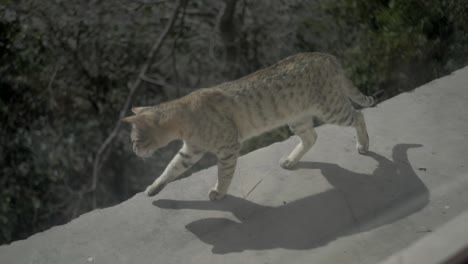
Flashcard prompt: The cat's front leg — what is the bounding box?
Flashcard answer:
[209,145,240,201]
[145,142,205,197]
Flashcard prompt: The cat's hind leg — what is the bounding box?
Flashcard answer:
[351,111,369,154]
[333,108,369,154]
[321,94,370,154]
[280,117,317,170]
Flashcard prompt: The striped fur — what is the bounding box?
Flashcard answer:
[123,52,373,200]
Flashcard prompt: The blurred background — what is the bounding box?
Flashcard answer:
[0,0,467,245]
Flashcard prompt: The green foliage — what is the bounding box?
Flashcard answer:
[0,17,59,242]
[323,0,468,97]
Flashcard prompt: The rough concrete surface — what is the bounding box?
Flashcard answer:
[1,66,468,264]
[380,210,468,264]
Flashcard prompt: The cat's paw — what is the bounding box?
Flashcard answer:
[145,182,167,197]
[279,157,298,170]
[356,143,369,154]
[208,188,226,201]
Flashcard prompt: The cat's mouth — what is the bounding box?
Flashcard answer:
[135,149,154,158]
[133,144,155,158]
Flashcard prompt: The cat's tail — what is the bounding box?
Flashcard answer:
[341,76,375,107]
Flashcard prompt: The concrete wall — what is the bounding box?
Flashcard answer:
[1,66,468,264]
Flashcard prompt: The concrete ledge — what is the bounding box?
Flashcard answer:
[1,67,468,264]
[379,211,468,264]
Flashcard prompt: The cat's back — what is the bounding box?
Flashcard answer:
[180,87,234,118]
[210,52,342,101]
[237,52,340,83]
[181,52,342,108]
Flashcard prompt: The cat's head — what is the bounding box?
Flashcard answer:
[121,106,176,158]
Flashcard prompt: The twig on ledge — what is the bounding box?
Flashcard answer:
[245,178,263,199]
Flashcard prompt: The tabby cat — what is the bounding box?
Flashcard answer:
[122,52,374,201]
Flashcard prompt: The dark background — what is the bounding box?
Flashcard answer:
[1,0,467,245]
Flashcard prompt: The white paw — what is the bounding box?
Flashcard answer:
[145,182,166,197]
[279,157,298,170]
[357,143,369,154]
[208,188,226,201]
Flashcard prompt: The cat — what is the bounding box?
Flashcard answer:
[122,52,374,201]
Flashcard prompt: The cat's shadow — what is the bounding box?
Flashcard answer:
[153,144,429,254]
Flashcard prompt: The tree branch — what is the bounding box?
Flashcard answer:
[218,0,238,63]
[87,0,185,205]
[47,64,59,110]
[140,74,171,87]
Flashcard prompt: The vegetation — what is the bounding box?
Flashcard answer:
[1,0,467,244]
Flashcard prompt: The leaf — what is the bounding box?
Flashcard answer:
[32,197,41,210]
[144,6,152,16]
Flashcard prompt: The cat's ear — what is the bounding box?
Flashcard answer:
[131,106,151,114]
[121,115,138,124]
[121,115,150,128]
